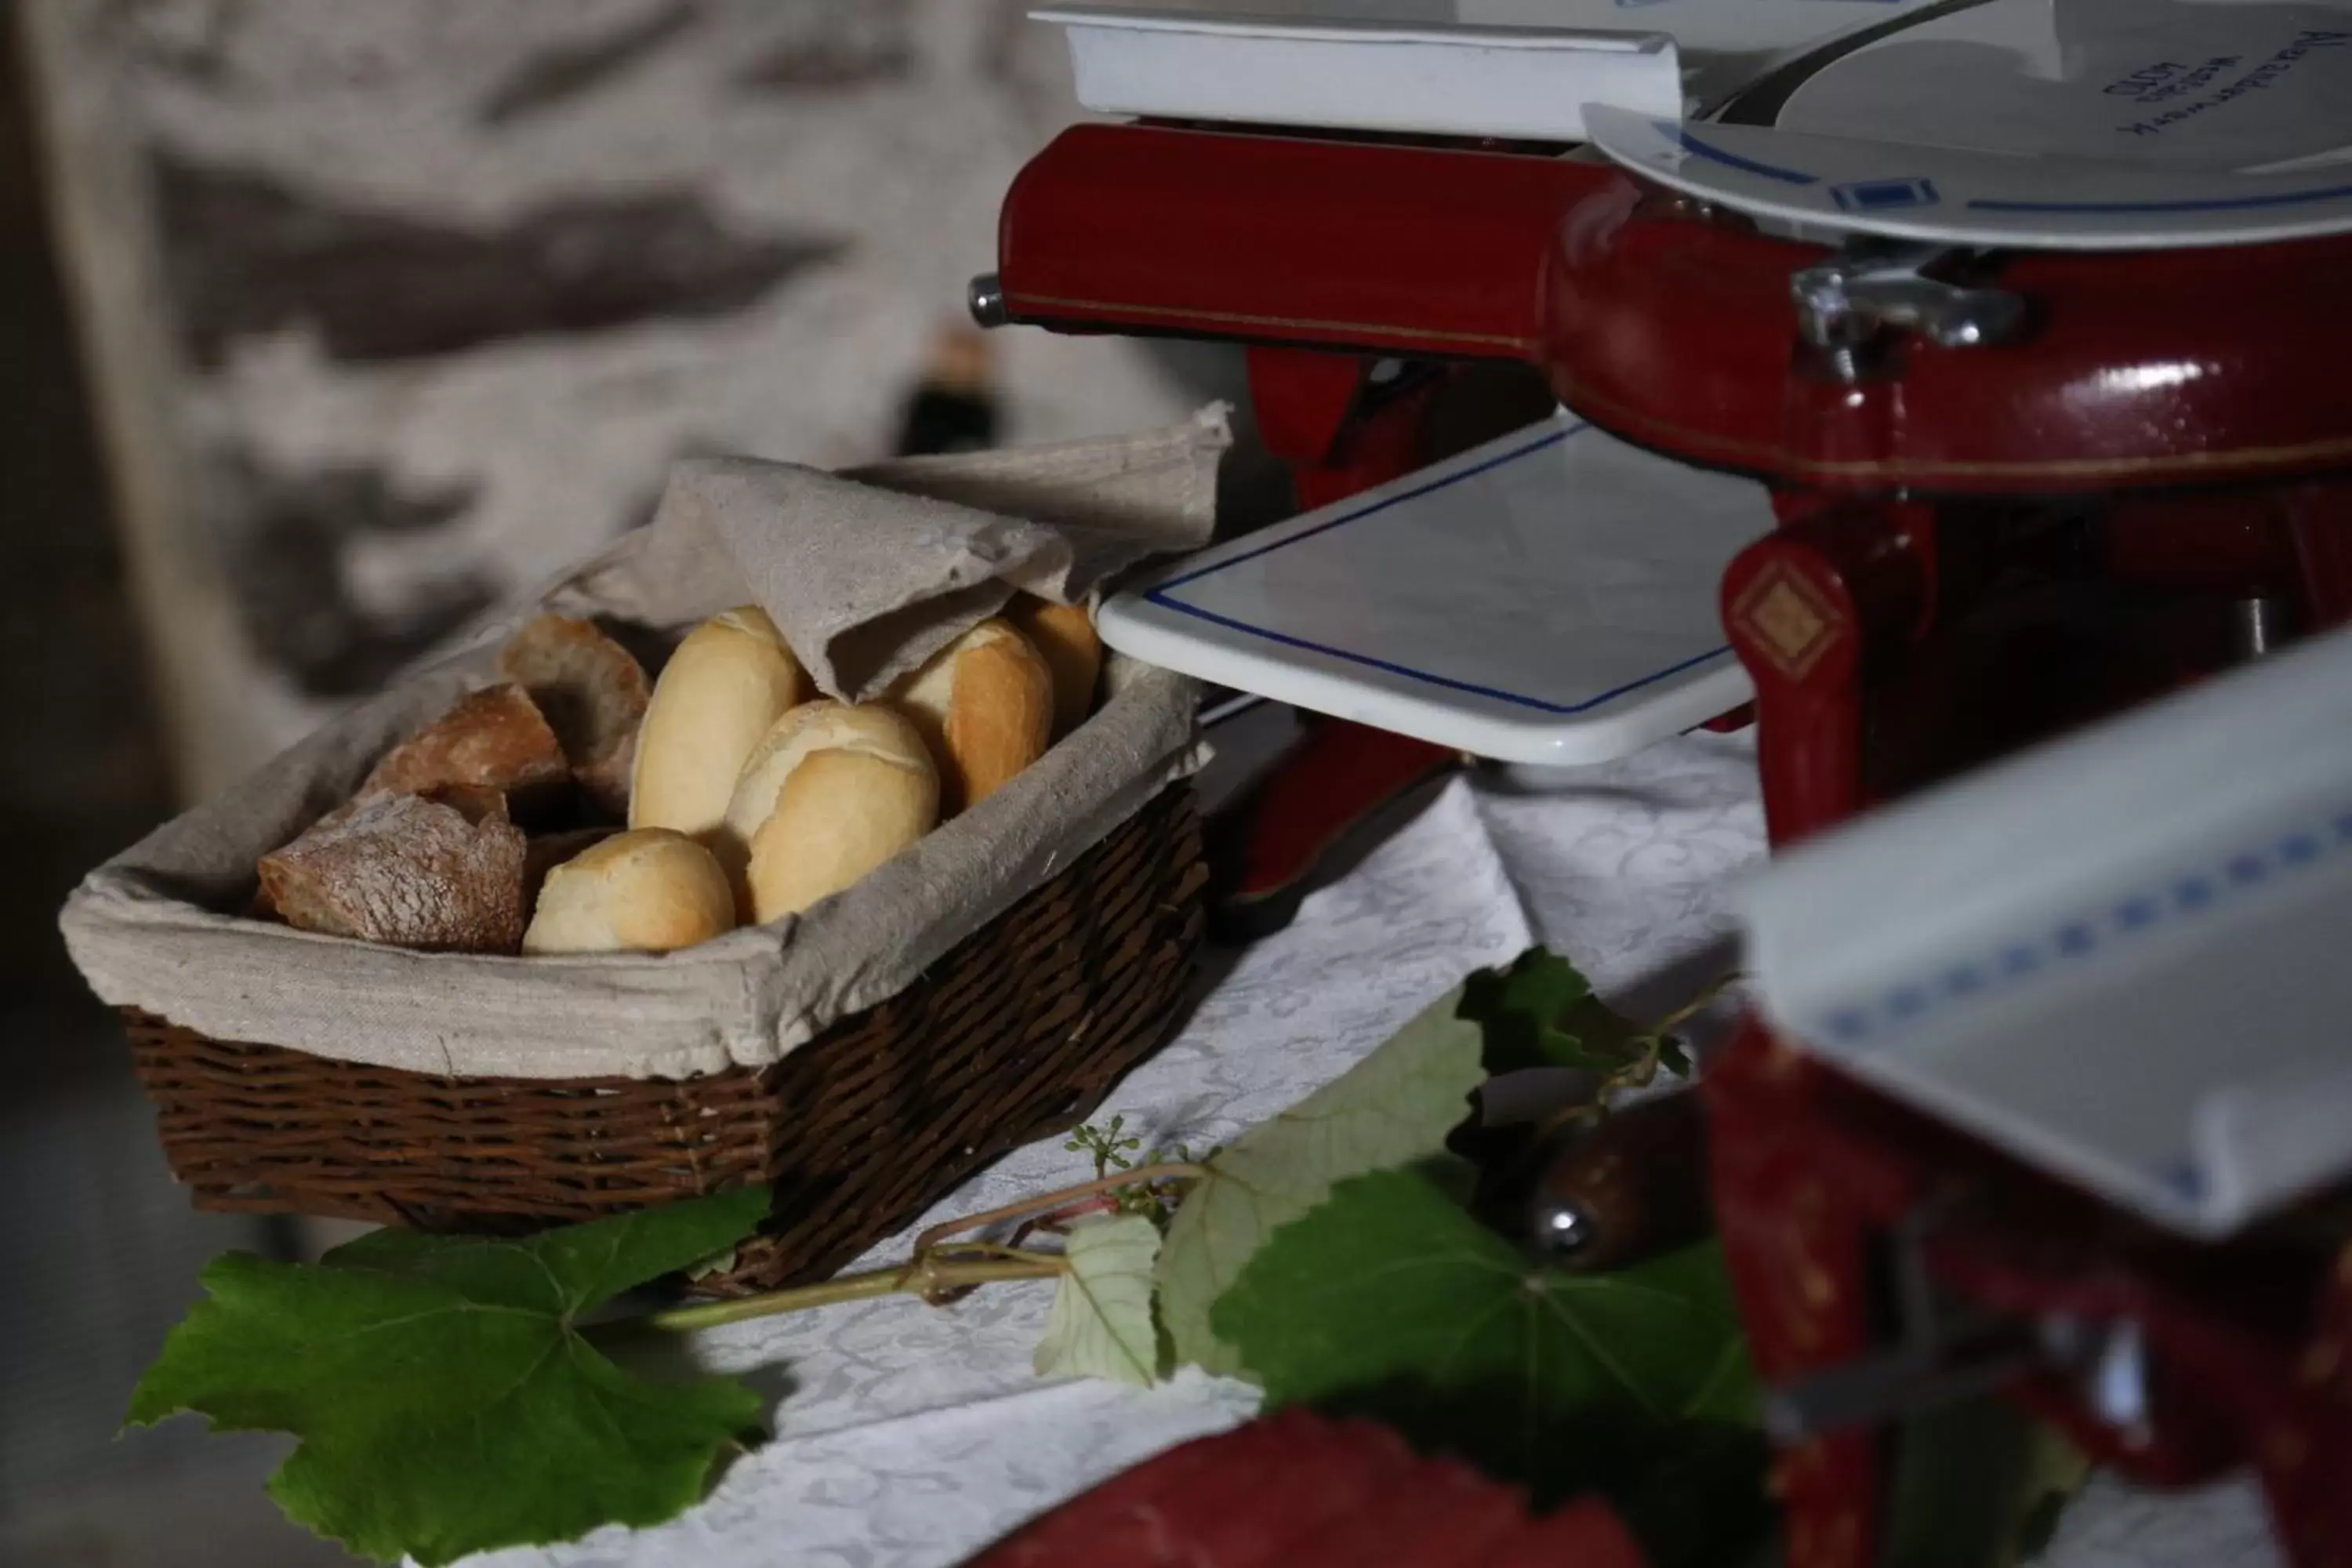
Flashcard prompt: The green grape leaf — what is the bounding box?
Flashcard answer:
[127,1186,772,1566]
[1458,948,1650,1077]
[1156,984,1486,1377]
[1033,1213,1163,1388]
[1210,1168,1766,1563]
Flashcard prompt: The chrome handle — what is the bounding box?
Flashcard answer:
[1792,245,2026,377]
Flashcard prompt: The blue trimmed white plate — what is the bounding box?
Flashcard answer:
[1592,0,2352,249]
[1095,415,1769,767]
[1740,618,2352,1239]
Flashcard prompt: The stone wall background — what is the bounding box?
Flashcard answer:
[38,0,1223,793]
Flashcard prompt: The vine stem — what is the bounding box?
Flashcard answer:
[640,1257,1063,1334]
[910,1162,1206,1258]
[1648,970,1748,1038]
[630,1164,1208,1335]
[1532,970,1749,1144]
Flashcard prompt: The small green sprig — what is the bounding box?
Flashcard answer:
[1064,1116,1220,1229]
[1065,1114,1144,1179]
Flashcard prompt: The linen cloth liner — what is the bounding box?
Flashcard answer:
[59,407,1229,1080]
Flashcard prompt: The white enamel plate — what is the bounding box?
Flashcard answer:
[1741,622,2352,1238]
[1096,416,1771,767]
[1592,0,2352,249]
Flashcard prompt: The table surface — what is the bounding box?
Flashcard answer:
[475,729,2279,1568]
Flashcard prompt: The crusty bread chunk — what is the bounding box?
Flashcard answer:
[358,682,568,805]
[499,613,651,818]
[259,793,528,953]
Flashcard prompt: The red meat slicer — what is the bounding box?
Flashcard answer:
[971,3,2352,1563]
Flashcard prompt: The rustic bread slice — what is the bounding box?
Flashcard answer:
[413,782,513,825]
[258,792,528,953]
[358,683,568,804]
[498,613,652,818]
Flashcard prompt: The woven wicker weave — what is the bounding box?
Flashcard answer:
[121,786,1205,1294]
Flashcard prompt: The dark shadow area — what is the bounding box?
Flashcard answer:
[0,20,355,1565]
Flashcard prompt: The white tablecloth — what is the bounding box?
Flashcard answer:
[477,731,2276,1568]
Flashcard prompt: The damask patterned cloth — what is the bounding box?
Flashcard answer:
[473,731,2274,1568]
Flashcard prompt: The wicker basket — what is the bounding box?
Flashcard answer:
[120,785,1205,1294]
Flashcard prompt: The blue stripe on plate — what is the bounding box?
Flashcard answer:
[1651,120,1821,186]
[1969,180,2352,216]
[1139,593,1736,716]
[1145,417,1735,717]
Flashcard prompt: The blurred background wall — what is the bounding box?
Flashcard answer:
[1,2,1252,1562]
[30,0,1229,800]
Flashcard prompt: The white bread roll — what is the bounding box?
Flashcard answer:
[1007,595,1103,739]
[630,608,808,840]
[887,618,1054,814]
[521,829,735,954]
[724,702,938,922]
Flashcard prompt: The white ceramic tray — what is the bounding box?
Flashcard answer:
[1740,622,2352,1239]
[1096,415,1770,768]
[1033,6,1682,143]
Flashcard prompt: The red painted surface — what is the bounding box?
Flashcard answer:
[1215,713,1457,909]
[1243,344,1368,466]
[990,117,2352,1568]
[2284,478,2352,629]
[1719,506,1931,845]
[1548,196,2352,494]
[1705,1015,2352,1564]
[998,123,1598,362]
[958,1408,1652,1568]
[1001,122,2352,492]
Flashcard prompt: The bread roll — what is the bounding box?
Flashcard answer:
[630,608,807,841]
[499,614,651,818]
[724,702,938,922]
[259,793,527,953]
[523,826,619,908]
[888,619,1054,813]
[521,829,735,954]
[746,753,938,924]
[1007,595,1102,739]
